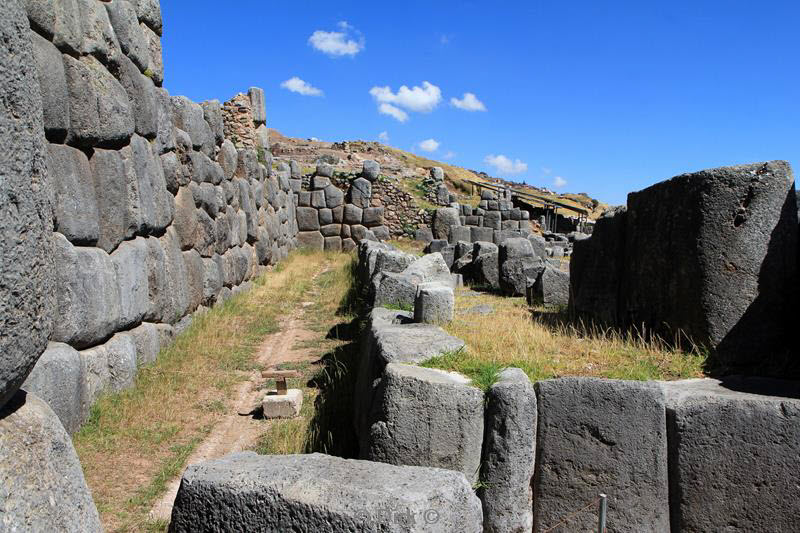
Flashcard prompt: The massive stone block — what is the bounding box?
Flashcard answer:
[129,134,174,231]
[170,95,214,156]
[63,53,134,147]
[533,378,669,532]
[367,364,484,483]
[201,99,224,145]
[0,391,101,531]
[128,321,161,367]
[23,0,82,54]
[433,207,460,240]
[142,22,163,85]
[104,0,149,71]
[111,237,150,329]
[296,206,320,231]
[662,378,800,533]
[527,265,569,307]
[569,205,626,325]
[413,283,454,324]
[116,53,158,139]
[154,87,176,154]
[77,0,122,66]
[349,177,372,208]
[31,32,70,142]
[624,162,797,365]
[169,452,482,533]
[297,230,324,251]
[46,143,100,244]
[500,256,543,296]
[134,0,162,35]
[21,342,86,434]
[481,368,536,533]
[248,86,266,125]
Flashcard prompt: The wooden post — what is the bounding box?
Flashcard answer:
[261,369,301,396]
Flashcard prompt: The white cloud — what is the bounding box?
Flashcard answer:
[553,176,568,188]
[378,131,389,142]
[418,139,440,152]
[280,77,323,96]
[442,151,456,160]
[378,103,409,123]
[484,154,528,175]
[450,92,487,112]
[541,167,552,175]
[308,21,365,57]
[369,81,442,113]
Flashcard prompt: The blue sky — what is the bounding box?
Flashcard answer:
[162,1,799,205]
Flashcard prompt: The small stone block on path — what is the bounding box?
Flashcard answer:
[262,389,303,419]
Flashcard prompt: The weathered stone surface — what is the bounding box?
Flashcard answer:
[117,53,157,139]
[500,256,543,296]
[415,227,433,242]
[324,236,342,252]
[403,252,451,284]
[152,228,190,323]
[624,162,797,366]
[0,390,102,531]
[470,226,494,243]
[46,143,100,244]
[324,184,344,207]
[320,223,341,237]
[200,99,224,144]
[142,22,163,85]
[362,159,380,181]
[527,266,569,307]
[134,0,162,35]
[248,86,266,125]
[111,237,150,329]
[24,0,83,54]
[481,368,536,533]
[77,0,121,66]
[297,231,324,251]
[430,166,444,181]
[130,134,174,231]
[448,225,471,244]
[153,87,176,153]
[21,342,86,434]
[105,0,149,71]
[343,203,363,224]
[296,206,320,231]
[569,206,626,325]
[533,378,669,532]
[218,139,237,180]
[660,378,800,533]
[170,95,214,156]
[414,283,454,324]
[104,331,137,392]
[51,233,121,348]
[318,208,333,226]
[500,237,534,262]
[433,207,461,240]
[349,177,372,208]
[311,189,326,208]
[182,249,205,313]
[312,175,331,189]
[169,452,481,533]
[367,363,484,482]
[31,32,70,142]
[201,257,223,306]
[315,162,334,178]
[473,251,499,289]
[63,54,134,147]
[128,321,160,367]
[342,238,357,252]
[363,206,384,227]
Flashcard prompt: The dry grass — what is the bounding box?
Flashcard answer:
[387,238,426,256]
[429,288,707,388]
[73,250,338,532]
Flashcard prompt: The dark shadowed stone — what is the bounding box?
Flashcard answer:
[23,0,82,54]
[527,266,569,307]
[0,390,102,531]
[481,368,536,533]
[500,256,543,296]
[661,378,800,533]
[104,0,149,71]
[21,342,86,434]
[168,452,482,533]
[46,143,99,245]
[63,54,134,147]
[533,378,669,533]
[415,227,433,242]
[324,236,343,252]
[367,364,483,482]
[116,53,157,139]
[624,162,797,367]
[448,225,470,244]
[473,251,499,289]
[31,32,70,142]
[470,226,494,243]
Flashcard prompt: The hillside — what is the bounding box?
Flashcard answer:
[268,129,609,219]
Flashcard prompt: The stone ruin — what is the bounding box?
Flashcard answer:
[2,0,800,531]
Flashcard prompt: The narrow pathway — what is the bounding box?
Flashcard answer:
[150,269,327,522]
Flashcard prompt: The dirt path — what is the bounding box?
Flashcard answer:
[150,280,325,522]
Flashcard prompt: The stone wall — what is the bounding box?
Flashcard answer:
[11,0,300,438]
[354,241,800,532]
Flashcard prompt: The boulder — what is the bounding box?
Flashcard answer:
[473,251,500,289]
[470,226,494,243]
[483,211,501,230]
[201,99,224,145]
[63,54,134,147]
[46,143,100,244]
[472,241,498,257]
[430,166,444,181]
[500,256,543,296]
[448,225,471,244]
[362,159,380,181]
[367,364,484,483]
[0,391,101,531]
[168,452,482,533]
[315,162,334,178]
[142,23,163,85]
[413,283,455,324]
[182,249,205,313]
[324,184,344,207]
[153,87,176,154]
[128,322,161,367]
[527,266,569,307]
[661,377,800,532]
[320,223,341,237]
[31,32,70,142]
[499,237,534,262]
[436,183,450,205]
[21,342,86,434]
[533,378,669,532]
[372,225,390,241]
[129,134,173,231]
[415,227,434,242]
[481,368,536,533]
[433,207,461,240]
[169,95,214,156]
